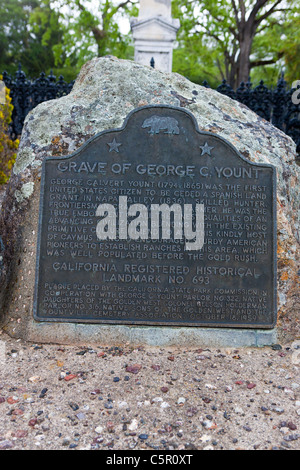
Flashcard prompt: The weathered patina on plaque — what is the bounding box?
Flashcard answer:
[34,105,277,328]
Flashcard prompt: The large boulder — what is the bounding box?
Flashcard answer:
[0,57,299,343]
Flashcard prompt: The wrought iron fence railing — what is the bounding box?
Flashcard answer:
[211,77,300,154]
[2,65,74,138]
[2,64,300,155]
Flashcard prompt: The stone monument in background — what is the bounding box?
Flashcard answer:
[131,0,180,72]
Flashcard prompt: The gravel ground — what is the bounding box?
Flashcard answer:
[0,329,299,452]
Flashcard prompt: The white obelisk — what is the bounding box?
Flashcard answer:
[130,0,180,72]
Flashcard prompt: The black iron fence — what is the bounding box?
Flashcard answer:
[2,65,74,137]
[2,64,300,154]
[211,77,300,154]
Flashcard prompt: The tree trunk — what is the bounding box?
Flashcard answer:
[229,0,271,87]
[228,60,238,88]
[92,27,107,57]
[236,33,254,87]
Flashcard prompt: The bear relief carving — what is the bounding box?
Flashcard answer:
[142,115,180,135]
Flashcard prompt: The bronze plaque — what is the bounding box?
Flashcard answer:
[34,105,277,328]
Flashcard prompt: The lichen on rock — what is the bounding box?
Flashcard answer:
[14,182,34,203]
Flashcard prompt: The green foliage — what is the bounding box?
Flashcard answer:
[51,0,137,74]
[248,7,300,86]
[25,0,68,76]
[280,15,300,83]
[1,0,300,90]
[0,78,19,185]
[172,0,300,87]
[0,0,68,77]
[0,0,37,74]
[172,38,224,87]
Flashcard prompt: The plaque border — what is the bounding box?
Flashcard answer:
[33,105,277,328]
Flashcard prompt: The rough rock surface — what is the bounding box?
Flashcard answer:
[0,56,299,342]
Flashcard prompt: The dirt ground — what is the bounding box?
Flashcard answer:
[0,317,299,453]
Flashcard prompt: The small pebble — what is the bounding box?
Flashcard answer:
[39,388,48,398]
[125,364,142,374]
[247,383,256,389]
[69,402,79,411]
[0,440,14,449]
[62,438,71,446]
[234,407,244,414]
[271,344,282,350]
[243,426,252,432]
[177,397,186,405]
